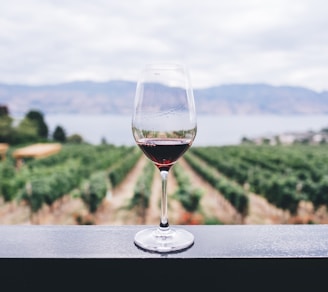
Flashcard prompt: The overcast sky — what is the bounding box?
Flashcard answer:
[1,0,328,91]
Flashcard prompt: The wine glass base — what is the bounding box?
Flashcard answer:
[134,227,194,253]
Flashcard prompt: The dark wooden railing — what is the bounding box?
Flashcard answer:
[1,225,327,290]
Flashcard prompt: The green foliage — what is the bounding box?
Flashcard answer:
[108,148,142,188]
[53,126,67,142]
[0,160,26,201]
[191,144,328,214]
[0,115,13,143]
[26,110,49,139]
[81,171,108,213]
[2,144,134,214]
[127,161,155,222]
[13,117,39,144]
[0,108,49,144]
[67,134,83,144]
[0,105,9,116]
[184,151,249,216]
[173,163,203,213]
[4,139,328,221]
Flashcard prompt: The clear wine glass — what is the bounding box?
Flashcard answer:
[132,62,197,252]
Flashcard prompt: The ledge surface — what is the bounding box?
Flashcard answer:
[1,224,328,258]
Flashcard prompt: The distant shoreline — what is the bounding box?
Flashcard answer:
[43,113,328,146]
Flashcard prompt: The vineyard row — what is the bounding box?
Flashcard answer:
[190,144,328,214]
[2,143,328,221]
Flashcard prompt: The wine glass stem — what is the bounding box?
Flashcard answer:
[160,170,169,229]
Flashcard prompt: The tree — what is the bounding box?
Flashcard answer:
[67,134,83,144]
[0,115,13,143]
[26,110,49,139]
[53,126,66,142]
[13,117,39,144]
[0,105,9,116]
[0,105,13,143]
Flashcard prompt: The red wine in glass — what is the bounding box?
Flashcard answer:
[137,138,192,172]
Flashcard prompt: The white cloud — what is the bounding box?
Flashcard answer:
[0,0,328,91]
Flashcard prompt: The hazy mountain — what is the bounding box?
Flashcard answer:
[1,80,327,116]
[196,84,328,114]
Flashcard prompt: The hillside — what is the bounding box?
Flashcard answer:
[1,81,328,115]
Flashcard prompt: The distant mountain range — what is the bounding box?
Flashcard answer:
[1,80,328,116]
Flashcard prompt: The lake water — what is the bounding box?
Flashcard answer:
[44,114,328,146]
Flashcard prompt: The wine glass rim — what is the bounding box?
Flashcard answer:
[144,62,186,70]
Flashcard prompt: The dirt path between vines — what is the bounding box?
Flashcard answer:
[144,167,183,225]
[95,156,182,226]
[177,157,292,224]
[0,156,153,226]
[95,156,148,225]
[1,154,328,225]
[177,158,241,224]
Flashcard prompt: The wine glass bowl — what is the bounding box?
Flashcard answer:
[132,62,197,252]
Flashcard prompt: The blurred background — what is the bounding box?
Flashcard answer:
[1,0,328,225]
